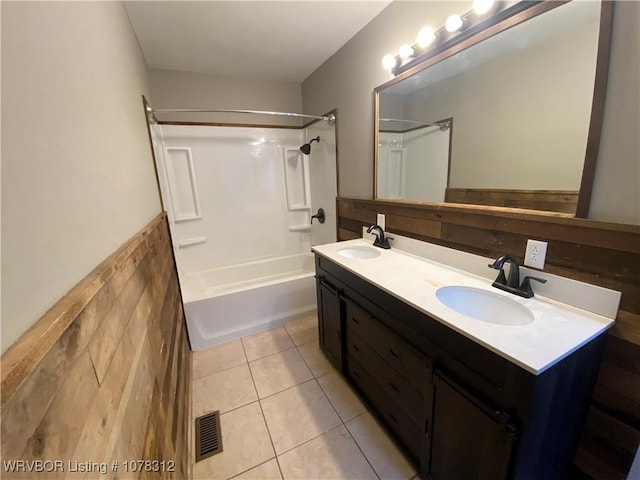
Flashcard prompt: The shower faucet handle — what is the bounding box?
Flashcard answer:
[311,208,326,224]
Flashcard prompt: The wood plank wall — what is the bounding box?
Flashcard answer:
[337,197,640,479]
[444,188,579,214]
[1,213,191,479]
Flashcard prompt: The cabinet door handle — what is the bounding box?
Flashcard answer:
[388,381,399,393]
[351,370,360,379]
[351,316,360,324]
[388,347,400,359]
[352,344,360,352]
[388,412,398,424]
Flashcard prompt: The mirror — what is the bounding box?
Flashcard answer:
[375,1,611,216]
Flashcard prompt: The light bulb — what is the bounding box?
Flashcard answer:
[398,44,415,59]
[382,54,397,70]
[473,0,494,15]
[445,14,463,32]
[417,27,436,48]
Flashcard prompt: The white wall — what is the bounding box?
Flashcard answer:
[306,121,338,246]
[301,1,640,225]
[588,1,640,225]
[1,2,161,353]
[148,68,303,126]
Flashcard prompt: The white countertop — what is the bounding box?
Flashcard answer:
[312,238,615,375]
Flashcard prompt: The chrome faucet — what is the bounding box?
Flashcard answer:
[488,254,546,298]
[367,225,391,249]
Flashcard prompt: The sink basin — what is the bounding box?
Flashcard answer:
[436,285,534,326]
[337,246,381,259]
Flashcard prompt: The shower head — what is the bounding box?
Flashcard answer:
[300,136,320,155]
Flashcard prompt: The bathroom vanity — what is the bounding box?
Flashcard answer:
[313,239,615,480]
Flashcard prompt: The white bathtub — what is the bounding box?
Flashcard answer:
[181,253,317,351]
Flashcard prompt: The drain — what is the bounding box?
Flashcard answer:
[195,410,223,462]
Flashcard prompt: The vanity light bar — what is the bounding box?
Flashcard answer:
[382,0,532,76]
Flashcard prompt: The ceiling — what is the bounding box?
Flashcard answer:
[124,1,392,84]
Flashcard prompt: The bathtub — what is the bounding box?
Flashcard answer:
[181,252,317,351]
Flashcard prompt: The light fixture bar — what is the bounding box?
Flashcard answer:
[383,0,532,76]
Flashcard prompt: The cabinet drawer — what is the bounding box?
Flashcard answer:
[348,332,424,428]
[345,300,430,393]
[347,355,423,462]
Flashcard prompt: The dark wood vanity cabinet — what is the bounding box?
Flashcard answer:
[316,276,343,370]
[429,370,515,480]
[314,254,607,480]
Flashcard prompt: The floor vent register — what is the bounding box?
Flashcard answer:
[195,410,223,462]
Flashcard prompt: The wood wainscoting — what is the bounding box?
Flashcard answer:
[338,197,640,479]
[445,188,579,214]
[1,213,191,478]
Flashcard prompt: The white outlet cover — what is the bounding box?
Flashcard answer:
[525,239,548,269]
[377,213,386,230]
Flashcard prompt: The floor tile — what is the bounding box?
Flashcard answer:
[261,380,341,455]
[192,364,257,417]
[317,371,367,422]
[233,458,282,480]
[284,315,319,346]
[249,348,313,399]
[193,340,247,380]
[278,425,378,480]
[192,402,274,480]
[346,412,416,480]
[242,327,295,362]
[297,341,335,378]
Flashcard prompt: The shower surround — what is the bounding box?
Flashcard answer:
[153,123,336,349]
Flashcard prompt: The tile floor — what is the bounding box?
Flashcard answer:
[191,314,419,480]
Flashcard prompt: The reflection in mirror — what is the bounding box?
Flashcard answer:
[375,1,607,215]
[378,118,451,201]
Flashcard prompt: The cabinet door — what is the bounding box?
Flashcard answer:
[317,278,343,370]
[428,370,515,480]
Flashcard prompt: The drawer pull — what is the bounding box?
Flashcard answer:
[351,317,360,324]
[388,347,400,359]
[352,344,360,352]
[388,381,399,393]
[388,412,398,424]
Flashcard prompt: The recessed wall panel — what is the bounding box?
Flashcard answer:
[164,147,202,222]
[284,148,309,210]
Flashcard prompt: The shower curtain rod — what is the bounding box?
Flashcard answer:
[148,106,336,125]
[380,117,450,130]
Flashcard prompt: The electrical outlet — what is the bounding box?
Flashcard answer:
[524,239,547,269]
[377,213,386,230]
